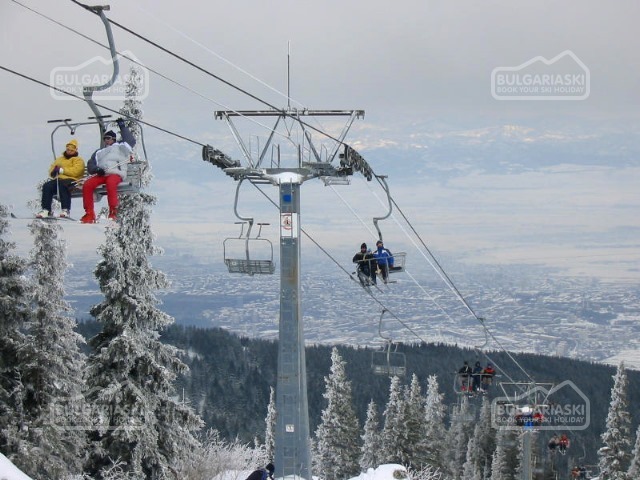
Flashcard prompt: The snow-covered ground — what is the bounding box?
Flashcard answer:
[0,452,32,480]
[0,453,410,480]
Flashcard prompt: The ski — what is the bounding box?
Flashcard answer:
[10,212,78,222]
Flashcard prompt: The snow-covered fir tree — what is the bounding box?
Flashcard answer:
[402,374,425,466]
[360,400,382,471]
[628,424,640,479]
[490,429,510,480]
[422,375,447,471]
[598,362,632,480]
[15,220,87,478]
[0,204,31,461]
[264,386,276,463]
[462,397,494,479]
[84,72,203,479]
[446,397,473,480]
[120,65,144,160]
[314,347,360,480]
[381,375,406,464]
[461,434,480,480]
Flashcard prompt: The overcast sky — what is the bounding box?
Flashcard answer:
[1,0,639,284]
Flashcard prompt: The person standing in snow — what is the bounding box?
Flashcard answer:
[373,240,394,284]
[245,463,274,480]
[81,118,136,223]
[37,139,85,218]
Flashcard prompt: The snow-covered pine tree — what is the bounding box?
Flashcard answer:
[490,429,509,480]
[360,400,382,471]
[265,386,276,463]
[402,373,425,467]
[598,362,632,480]
[84,69,203,479]
[314,347,360,480]
[381,375,406,464]
[461,434,480,480]
[628,424,640,478]
[0,204,31,461]
[462,397,494,479]
[422,374,447,471]
[15,220,87,478]
[446,397,473,480]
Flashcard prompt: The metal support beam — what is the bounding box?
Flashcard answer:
[275,180,311,480]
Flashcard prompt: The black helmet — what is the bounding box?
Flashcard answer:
[361,243,367,249]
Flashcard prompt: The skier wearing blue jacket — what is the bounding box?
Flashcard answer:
[373,240,394,284]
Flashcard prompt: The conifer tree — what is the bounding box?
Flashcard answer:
[15,220,87,478]
[628,424,640,479]
[446,397,472,480]
[464,397,494,478]
[490,429,509,480]
[599,362,632,480]
[314,347,361,480]
[461,434,481,480]
[0,204,30,460]
[422,374,447,471]
[360,400,382,471]
[402,374,425,466]
[84,69,203,479]
[381,375,406,464]
[265,386,276,462]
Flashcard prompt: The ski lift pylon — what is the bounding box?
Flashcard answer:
[223,179,275,275]
[371,309,406,377]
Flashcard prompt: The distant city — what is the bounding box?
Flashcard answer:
[67,251,640,369]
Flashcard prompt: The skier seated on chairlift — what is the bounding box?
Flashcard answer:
[36,139,85,219]
[472,361,483,392]
[548,434,559,453]
[458,361,473,392]
[558,433,570,454]
[481,363,496,392]
[81,118,136,224]
[353,243,377,286]
[373,240,394,284]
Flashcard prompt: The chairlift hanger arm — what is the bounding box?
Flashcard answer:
[81,5,119,141]
[373,175,392,242]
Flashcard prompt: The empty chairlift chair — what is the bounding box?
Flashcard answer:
[224,221,275,275]
[371,309,406,377]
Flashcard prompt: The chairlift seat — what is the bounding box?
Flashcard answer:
[69,161,145,199]
[225,258,275,275]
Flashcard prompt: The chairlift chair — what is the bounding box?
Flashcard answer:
[371,309,406,377]
[223,179,275,275]
[47,117,148,201]
[47,6,147,204]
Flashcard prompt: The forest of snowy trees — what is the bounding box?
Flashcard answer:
[2,67,640,480]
